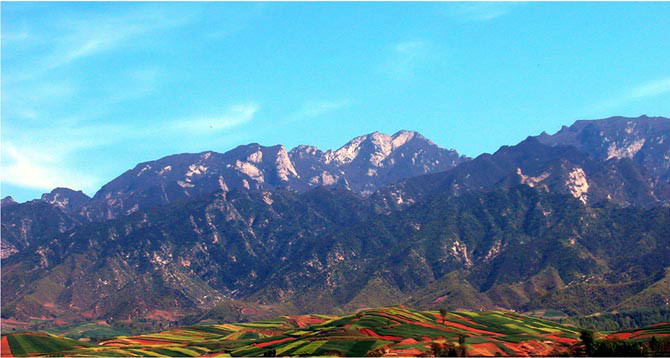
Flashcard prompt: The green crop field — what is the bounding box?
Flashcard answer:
[2,306,668,357]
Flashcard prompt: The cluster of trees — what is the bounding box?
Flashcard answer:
[565,307,670,331]
[430,342,466,357]
[580,330,670,357]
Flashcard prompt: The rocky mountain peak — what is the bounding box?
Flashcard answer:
[537,115,670,185]
[323,130,430,167]
[40,187,90,213]
[1,196,18,207]
[32,131,466,220]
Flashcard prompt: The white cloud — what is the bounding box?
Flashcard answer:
[291,100,349,121]
[631,78,670,99]
[0,120,127,193]
[1,30,30,43]
[2,81,76,120]
[381,40,432,80]
[591,77,670,113]
[168,103,259,133]
[0,102,258,193]
[5,7,193,80]
[52,10,189,69]
[446,3,514,22]
[1,142,100,192]
[105,67,163,104]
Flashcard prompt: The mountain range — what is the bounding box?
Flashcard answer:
[1,115,669,327]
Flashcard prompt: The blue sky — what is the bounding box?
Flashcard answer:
[2,2,669,202]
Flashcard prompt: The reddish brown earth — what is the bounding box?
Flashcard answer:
[286,315,328,328]
[545,334,578,344]
[452,315,490,328]
[606,332,633,340]
[358,328,404,341]
[500,340,556,357]
[401,321,463,335]
[443,320,505,336]
[254,337,296,348]
[636,333,670,339]
[468,342,506,357]
[127,338,175,345]
[251,329,285,337]
[384,347,424,356]
[1,336,13,357]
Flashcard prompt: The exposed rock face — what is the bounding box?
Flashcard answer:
[292,130,468,195]
[1,200,81,259]
[83,131,468,219]
[375,135,663,210]
[376,116,670,210]
[1,116,669,324]
[40,188,90,213]
[565,167,589,204]
[537,115,670,187]
[2,184,667,321]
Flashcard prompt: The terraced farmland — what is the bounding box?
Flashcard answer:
[2,306,668,357]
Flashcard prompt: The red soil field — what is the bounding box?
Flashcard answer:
[408,321,465,335]
[385,347,424,356]
[500,340,556,357]
[635,333,670,339]
[451,314,490,328]
[545,334,578,344]
[358,328,404,341]
[286,315,328,326]
[127,338,175,345]
[606,332,632,340]
[293,320,307,328]
[1,336,13,357]
[429,313,503,335]
[444,321,504,336]
[468,342,507,357]
[251,328,285,337]
[254,336,296,348]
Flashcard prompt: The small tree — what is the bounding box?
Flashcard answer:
[439,308,448,324]
[650,336,662,353]
[580,330,595,356]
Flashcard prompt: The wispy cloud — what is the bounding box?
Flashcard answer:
[55,10,189,68]
[631,78,670,99]
[2,80,77,120]
[591,77,670,113]
[105,67,163,104]
[0,123,124,192]
[446,3,514,22]
[289,100,349,122]
[381,40,432,80]
[6,6,193,80]
[1,102,259,193]
[1,144,100,193]
[1,30,30,43]
[168,103,259,133]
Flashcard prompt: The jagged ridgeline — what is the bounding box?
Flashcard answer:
[1,115,669,328]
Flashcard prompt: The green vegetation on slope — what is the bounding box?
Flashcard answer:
[3,306,669,357]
